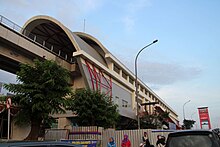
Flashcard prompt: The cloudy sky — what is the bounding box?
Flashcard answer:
[1,0,220,128]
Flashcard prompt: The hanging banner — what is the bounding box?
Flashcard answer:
[198,107,211,129]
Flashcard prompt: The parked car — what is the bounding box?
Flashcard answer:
[165,130,220,147]
[0,141,82,147]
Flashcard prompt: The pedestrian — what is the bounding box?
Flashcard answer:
[108,137,116,147]
[121,134,131,147]
[156,135,165,147]
[142,132,151,147]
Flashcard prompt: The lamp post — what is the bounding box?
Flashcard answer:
[135,39,158,129]
[183,100,191,120]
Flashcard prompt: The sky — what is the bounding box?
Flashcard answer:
[0,0,220,128]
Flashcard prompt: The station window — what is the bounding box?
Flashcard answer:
[145,90,148,95]
[140,86,144,92]
[122,71,127,80]
[113,64,120,74]
[129,77,134,84]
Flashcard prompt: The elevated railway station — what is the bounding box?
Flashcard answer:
[0,15,179,139]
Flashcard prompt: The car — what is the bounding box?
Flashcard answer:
[0,141,82,147]
[165,130,220,147]
[213,128,220,138]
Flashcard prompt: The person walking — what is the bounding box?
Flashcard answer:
[156,135,165,147]
[108,137,116,147]
[121,134,131,147]
[142,132,151,147]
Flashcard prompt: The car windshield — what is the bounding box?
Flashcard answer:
[168,134,213,147]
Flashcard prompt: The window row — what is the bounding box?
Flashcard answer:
[112,64,171,113]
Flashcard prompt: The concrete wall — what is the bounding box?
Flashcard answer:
[58,118,72,130]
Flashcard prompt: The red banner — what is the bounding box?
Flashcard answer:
[198,107,211,129]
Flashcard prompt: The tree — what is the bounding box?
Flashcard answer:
[68,89,119,128]
[182,119,196,129]
[4,59,72,140]
[140,111,170,129]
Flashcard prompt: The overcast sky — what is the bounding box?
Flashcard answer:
[1,0,220,128]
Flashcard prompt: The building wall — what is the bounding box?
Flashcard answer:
[71,76,85,90]
[58,118,72,130]
[112,82,134,118]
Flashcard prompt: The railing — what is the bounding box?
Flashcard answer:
[44,129,69,140]
[68,126,102,140]
[0,15,76,63]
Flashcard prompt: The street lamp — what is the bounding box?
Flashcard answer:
[135,39,158,129]
[183,100,191,120]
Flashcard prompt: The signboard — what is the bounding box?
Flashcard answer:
[198,107,211,129]
[61,139,100,147]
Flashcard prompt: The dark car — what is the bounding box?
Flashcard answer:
[0,141,82,147]
[165,130,220,147]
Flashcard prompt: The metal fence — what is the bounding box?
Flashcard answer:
[44,127,174,146]
[44,129,69,140]
[102,129,174,147]
[68,126,102,141]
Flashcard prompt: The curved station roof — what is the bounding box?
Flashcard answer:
[22,15,109,67]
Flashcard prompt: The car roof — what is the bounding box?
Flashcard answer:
[168,130,214,137]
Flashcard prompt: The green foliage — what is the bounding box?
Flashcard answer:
[3,59,72,131]
[68,89,119,128]
[141,111,170,129]
[0,95,7,101]
[183,119,196,129]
